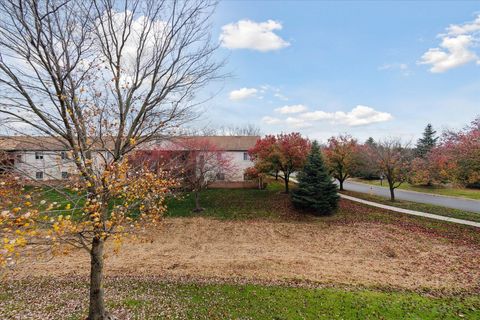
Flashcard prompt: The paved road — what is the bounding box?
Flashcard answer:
[340,193,480,228]
[342,180,480,213]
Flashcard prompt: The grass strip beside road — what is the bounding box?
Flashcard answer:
[341,190,480,223]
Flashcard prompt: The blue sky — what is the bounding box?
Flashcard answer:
[197,1,480,142]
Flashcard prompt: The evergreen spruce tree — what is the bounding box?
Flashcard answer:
[416,124,438,158]
[291,141,339,215]
[365,137,376,147]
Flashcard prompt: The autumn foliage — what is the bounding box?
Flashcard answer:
[365,139,412,201]
[248,133,310,193]
[0,160,176,269]
[323,135,360,191]
[133,138,236,212]
[409,117,480,188]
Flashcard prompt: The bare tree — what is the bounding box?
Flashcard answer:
[0,0,221,319]
[367,139,412,201]
[180,123,261,136]
[216,124,261,136]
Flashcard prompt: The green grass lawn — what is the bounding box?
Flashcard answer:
[5,181,480,319]
[29,180,480,241]
[165,181,293,220]
[351,178,480,200]
[1,278,479,319]
[341,190,480,223]
[164,181,480,244]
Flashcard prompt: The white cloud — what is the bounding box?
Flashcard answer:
[299,105,393,126]
[229,87,258,101]
[274,104,308,114]
[446,15,480,35]
[219,20,290,52]
[419,35,477,73]
[262,105,392,128]
[285,117,312,128]
[419,14,480,73]
[298,110,332,121]
[261,116,282,125]
[274,92,289,101]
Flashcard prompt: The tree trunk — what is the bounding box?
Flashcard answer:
[389,187,395,201]
[339,179,344,191]
[194,191,203,212]
[284,175,289,193]
[88,237,106,320]
[275,171,278,180]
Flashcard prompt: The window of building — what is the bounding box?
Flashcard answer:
[35,152,43,160]
[61,172,69,179]
[60,151,68,160]
[35,171,44,180]
[243,152,249,161]
[216,172,225,181]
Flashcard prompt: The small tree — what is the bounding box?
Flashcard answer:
[354,138,381,180]
[367,139,412,201]
[244,166,265,189]
[141,138,236,212]
[323,135,360,191]
[291,141,339,215]
[409,149,448,186]
[181,138,235,212]
[249,133,310,193]
[415,124,438,158]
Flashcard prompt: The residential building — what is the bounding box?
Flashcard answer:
[0,136,259,182]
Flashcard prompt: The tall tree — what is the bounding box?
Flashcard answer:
[249,133,310,193]
[365,137,376,147]
[323,135,360,191]
[415,124,438,158]
[0,0,221,319]
[291,141,339,215]
[367,139,412,201]
[435,117,480,187]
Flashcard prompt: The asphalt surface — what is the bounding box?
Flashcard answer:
[340,193,480,227]
[342,180,480,213]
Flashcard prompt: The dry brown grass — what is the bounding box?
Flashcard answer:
[11,216,480,293]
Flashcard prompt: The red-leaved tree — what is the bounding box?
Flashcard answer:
[323,135,360,191]
[367,139,412,201]
[434,117,480,187]
[249,133,310,193]
[133,138,236,212]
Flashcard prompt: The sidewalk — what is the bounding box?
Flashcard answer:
[340,193,480,228]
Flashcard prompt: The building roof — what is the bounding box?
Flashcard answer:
[0,136,68,151]
[0,135,259,152]
[173,136,259,151]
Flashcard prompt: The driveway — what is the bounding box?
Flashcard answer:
[342,180,480,213]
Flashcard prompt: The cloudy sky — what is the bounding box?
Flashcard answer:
[197,1,480,142]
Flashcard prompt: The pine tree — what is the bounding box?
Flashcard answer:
[416,124,438,158]
[291,141,339,215]
[365,137,376,147]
